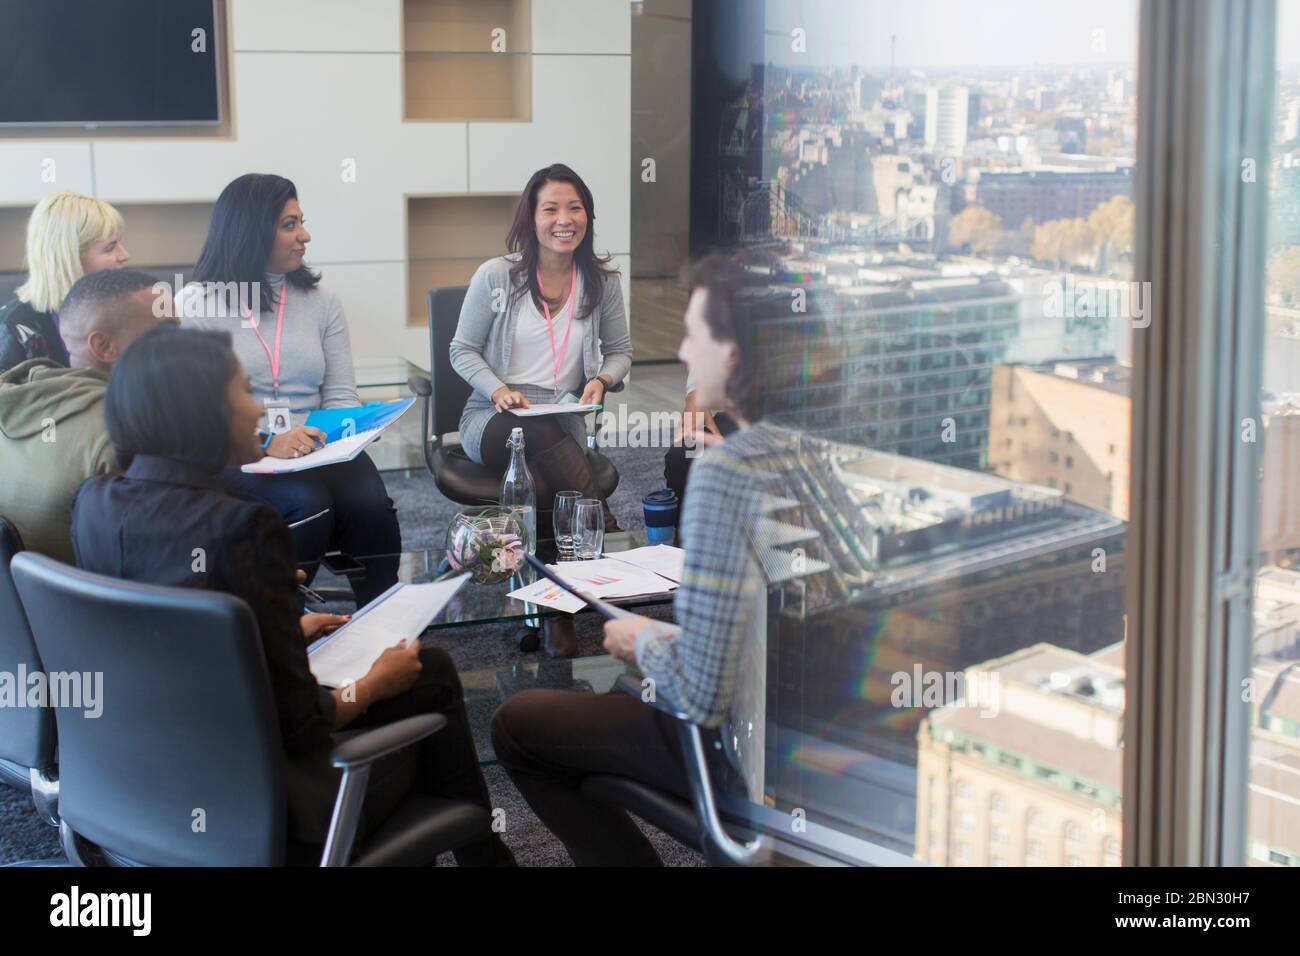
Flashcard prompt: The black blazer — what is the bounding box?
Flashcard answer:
[71,454,340,843]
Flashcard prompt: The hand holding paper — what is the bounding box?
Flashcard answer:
[509,403,601,417]
[243,398,417,474]
[242,428,382,474]
[307,575,468,687]
[363,638,423,699]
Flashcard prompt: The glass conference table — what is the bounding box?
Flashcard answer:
[353,358,427,474]
[306,531,668,772]
[306,529,677,634]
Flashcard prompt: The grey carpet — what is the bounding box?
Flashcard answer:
[0,442,704,866]
[0,784,60,865]
[388,441,667,552]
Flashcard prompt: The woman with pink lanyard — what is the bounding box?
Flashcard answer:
[450,163,633,539]
[181,173,401,606]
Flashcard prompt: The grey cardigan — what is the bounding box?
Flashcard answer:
[450,255,632,463]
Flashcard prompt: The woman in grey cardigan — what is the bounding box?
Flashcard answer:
[450,163,632,535]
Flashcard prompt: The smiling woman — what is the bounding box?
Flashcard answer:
[449,163,633,552]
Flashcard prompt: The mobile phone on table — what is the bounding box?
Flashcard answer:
[321,551,367,578]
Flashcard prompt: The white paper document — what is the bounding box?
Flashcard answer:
[509,403,602,417]
[307,575,469,688]
[241,427,382,475]
[507,558,677,614]
[506,577,588,614]
[605,545,686,583]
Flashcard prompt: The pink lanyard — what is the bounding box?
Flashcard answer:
[246,283,288,399]
[536,264,577,392]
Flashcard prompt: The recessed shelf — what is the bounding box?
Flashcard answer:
[0,206,27,273]
[402,0,531,122]
[110,202,214,271]
[0,200,212,275]
[403,0,530,54]
[407,194,517,326]
[404,52,531,122]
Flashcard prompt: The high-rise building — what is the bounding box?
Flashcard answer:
[916,565,1300,867]
[760,439,1126,850]
[925,84,970,158]
[1055,114,1088,154]
[989,360,1132,519]
[915,642,1125,867]
[1259,397,1300,565]
[974,167,1134,226]
[869,154,916,216]
[967,91,982,132]
[1002,274,1132,365]
[992,361,1300,556]
[856,73,884,112]
[1271,158,1300,247]
[1280,100,1300,145]
[1107,69,1134,106]
[753,268,1021,469]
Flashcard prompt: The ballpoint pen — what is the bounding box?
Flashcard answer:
[288,508,330,529]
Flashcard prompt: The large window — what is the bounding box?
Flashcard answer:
[1246,0,1300,870]
[685,0,1140,865]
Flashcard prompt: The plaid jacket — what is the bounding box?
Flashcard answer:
[635,420,798,729]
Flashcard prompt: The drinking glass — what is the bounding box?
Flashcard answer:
[574,498,604,560]
[554,490,582,559]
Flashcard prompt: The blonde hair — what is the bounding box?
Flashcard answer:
[14,192,125,313]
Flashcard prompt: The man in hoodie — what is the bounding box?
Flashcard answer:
[0,269,168,562]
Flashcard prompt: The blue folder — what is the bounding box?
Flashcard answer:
[305,398,416,443]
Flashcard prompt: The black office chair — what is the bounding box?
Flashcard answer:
[407,285,620,506]
[0,518,58,828]
[10,552,492,867]
[578,675,769,866]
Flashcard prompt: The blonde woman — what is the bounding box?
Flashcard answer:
[0,191,130,373]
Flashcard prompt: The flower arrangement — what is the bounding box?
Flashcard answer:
[445,507,526,584]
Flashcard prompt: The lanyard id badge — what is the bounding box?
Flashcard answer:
[536,264,577,392]
[246,283,288,400]
[265,399,293,436]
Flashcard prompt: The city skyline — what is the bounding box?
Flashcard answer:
[763,0,1139,69]
[758,0,1300,69]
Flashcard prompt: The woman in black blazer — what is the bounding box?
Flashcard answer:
[71,325,512,865]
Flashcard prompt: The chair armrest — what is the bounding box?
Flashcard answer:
[611,674,767,865]
[321,713,447,866]
[330,714,446,771]
[407,374,441,474]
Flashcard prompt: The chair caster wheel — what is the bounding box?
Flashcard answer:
[514,626,540,652]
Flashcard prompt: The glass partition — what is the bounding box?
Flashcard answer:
[1244,0,1300,870]
[678,0,1140,865]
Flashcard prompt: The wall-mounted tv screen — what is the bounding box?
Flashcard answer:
[0,0,220,127]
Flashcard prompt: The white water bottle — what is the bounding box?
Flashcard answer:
[500,427,537,555]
